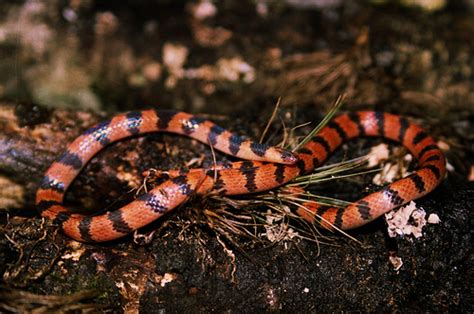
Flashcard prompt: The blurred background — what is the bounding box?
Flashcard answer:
[0,0,472,117]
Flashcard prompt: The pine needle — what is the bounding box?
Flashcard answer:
[292,94,345,152]
[259,97,281,144]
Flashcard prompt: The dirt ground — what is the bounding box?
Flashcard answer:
[0,0,472,312]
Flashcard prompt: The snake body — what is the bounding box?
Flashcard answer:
[36,110,446,242]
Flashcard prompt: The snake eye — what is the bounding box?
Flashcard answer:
[278,149,298,164]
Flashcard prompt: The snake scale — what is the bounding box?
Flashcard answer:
[36,110,446,242]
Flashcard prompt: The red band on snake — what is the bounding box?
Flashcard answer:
[36,110,446,242]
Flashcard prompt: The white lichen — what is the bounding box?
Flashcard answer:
[385,201,427,238]
[389,255,403,271]
[261,208,297,243]
[427,213,441,224]
[367,143,389,167]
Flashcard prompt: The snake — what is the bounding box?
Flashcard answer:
[36,110,446,242]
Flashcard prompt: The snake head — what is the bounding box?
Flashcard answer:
[275,148,299,164]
